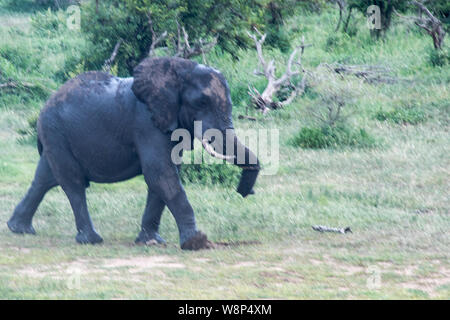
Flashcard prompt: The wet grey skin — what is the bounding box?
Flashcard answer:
[7,57,260,250]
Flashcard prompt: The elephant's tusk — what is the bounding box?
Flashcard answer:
[201,139,235,161]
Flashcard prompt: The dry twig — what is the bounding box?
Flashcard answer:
[0,80,42,90]
[321,63,408,84]
[247,27,309,113]
[102,39,123,73]
[330,0,347,32]
[312,225,352,234]
[147,12,168,57]
[394,1,445,50]
[173,22,217,62]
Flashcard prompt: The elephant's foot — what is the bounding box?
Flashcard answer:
[135,230,166,246]
[7,218,36,235]
[76,229,103,244]
[181,230,214,250]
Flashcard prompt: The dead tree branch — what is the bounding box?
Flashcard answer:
[102,38,123,73]
[247,27,309,113]
[238,114,257,121]
[312,225,352,234]
[330,0,346,32]
[395,1,445,50]
[0,81,37,89]
[173,23,218,62]
[142,15,217,62]
[0,80,47,93]
[321,63,410,84]
[147,12,168,57]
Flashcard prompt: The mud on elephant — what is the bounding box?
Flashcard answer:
[7,57,260,250]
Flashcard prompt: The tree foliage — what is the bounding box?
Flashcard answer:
[346,0,408,38]
[77,0,307,76]
[346,0,449,38]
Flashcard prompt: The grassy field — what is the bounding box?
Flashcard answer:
[0,2,449,299]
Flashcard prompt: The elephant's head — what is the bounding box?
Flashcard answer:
[132,57,259,197]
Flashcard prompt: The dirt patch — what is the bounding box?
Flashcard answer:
[18,255,184,279]
[102,256,185,273]
[396,265,418,276]
[232,261,257,268]
[401,276,450,297]
[193,258,211,263]
[393,264,449,297]
[9,247,31,254]
[307,254,365,276]
[18,259,96,279]
[342,265,365,276]
[309,259,322,266]
[259,270,304,284]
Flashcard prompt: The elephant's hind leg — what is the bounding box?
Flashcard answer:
[61,184,103,244]
[43,141,102,244]
[8,155,58,235]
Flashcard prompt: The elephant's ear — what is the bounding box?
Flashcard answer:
[132,57,196,133]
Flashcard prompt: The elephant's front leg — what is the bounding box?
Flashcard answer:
[135,191,166,245]
[142,165,210,250]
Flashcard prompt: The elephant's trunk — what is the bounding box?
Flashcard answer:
[232,133,260,197]
[201,130,260,197]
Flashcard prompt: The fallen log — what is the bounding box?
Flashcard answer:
[312,225,352,234]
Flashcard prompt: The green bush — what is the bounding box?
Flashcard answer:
[428,47,450,67]
[265,25,291,53]
[17,113,39,144]
[290,125,376,149]
[375,106,427,125]
[34,0,79,9]
[324,32,351,51]
[30,8,68,36]
[75,0,310,75]
[179,163,240,187]
[347,0,408,37]
[0,44,39,71]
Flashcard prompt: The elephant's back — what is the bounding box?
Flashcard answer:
[37,72,138,149]
[43,71,118,111]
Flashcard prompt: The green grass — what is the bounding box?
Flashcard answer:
[0,3,449,299]
[290,126,376,149]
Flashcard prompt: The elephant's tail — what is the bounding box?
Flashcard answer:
[37,137,43,156]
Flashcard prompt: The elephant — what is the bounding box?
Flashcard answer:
[7,57,260,250]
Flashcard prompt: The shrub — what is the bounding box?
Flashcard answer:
[290,125,376,149]
[265,25,291,53]
[428,47,450,67]
[324,32,350,51]
[34,0,80,9]
[375,106,427,125]
[179,163,240,187]
[30,7,68,36]
[17,113,39,144]
[54,56,86,82]
[0,44,39,71]
[347,0,408,37]
[77,0,310,75]
[291,66,376,149]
